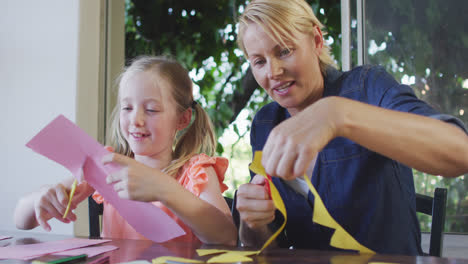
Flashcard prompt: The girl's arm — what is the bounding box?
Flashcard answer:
[14,177,94,231]
[162,166,237,246]
[104,153,238,245]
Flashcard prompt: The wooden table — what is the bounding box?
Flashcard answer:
[1,230,467,264]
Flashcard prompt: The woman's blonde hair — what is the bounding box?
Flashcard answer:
[237,0,336,74]
[109,55,217,176]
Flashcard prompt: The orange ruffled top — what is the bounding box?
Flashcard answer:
[92,153,229,242]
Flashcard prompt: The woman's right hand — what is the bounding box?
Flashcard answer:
[236,174,276,229]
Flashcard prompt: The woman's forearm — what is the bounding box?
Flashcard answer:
[333,97,468,177]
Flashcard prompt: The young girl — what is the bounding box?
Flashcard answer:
[14,55,237,246]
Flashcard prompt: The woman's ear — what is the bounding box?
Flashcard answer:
[312,25,324,55]
[177,108,192,130]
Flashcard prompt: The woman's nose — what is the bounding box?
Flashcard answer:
[267,59,284,79]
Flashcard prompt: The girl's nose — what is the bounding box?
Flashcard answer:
[267,59,284,79]
[132,109,145,126]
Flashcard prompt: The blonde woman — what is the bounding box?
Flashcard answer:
[235,0,468,255]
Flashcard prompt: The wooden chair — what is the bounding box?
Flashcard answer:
[415,187,448,257]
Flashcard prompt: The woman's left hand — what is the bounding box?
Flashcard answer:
[102,153,170,202]
[262,97,342,180]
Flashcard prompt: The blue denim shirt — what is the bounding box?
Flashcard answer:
[249,65,467,255]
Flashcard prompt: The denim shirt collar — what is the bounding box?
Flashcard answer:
[284,66,344,118]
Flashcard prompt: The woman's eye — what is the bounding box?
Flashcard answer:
[122,107,132,111]
[253,59,266,66]
[146,109,158,113]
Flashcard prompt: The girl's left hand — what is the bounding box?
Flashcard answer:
[102,153,169,202]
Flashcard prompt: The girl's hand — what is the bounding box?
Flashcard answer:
[33,181,92,231]
[102,153,168,202]
[236,175,276,229]
[262,97,341,180]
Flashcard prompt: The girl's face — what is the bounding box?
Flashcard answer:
[119,70,183,160]
[243,23,325,115]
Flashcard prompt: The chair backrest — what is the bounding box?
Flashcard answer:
[88,196,103,238]
[415,187,447,257]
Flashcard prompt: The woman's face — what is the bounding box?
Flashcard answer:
[243,23,325,115]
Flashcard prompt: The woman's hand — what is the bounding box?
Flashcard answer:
[262,97,341,180]
[237,175,276,229]
[102,153,170,202]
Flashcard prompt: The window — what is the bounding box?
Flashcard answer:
[357,0,468,233]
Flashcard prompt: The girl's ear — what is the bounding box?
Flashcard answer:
[177,108,192,130]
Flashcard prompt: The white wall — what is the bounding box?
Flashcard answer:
[0,0,79,235]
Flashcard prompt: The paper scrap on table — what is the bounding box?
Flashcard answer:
[26,115,185,242]
[55,245,118,258]
[252,151,374,254]
[197,249,259,263]
[0,236,11,241]
[152,256,204,263]
[121,261,151,264]
[0,238,109,260]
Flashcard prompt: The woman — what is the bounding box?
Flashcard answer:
[235,0,468,255]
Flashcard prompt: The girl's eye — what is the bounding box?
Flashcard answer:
[146,109,158,113]
[279,48,291,57]
[122,106,132,111]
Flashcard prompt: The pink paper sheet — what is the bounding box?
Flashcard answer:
[55,245,118,258]
[26,115,185,242]
[0,236,11,241]
[0,238,109,260]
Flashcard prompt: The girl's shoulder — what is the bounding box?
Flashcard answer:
[178,154,229,195]
[182,153,228,176]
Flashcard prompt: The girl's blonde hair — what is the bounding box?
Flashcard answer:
[109,55,217,176]
[237,0,336,74]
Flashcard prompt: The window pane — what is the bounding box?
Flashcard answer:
[364,0,468,233]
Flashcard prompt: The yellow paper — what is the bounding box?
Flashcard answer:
[155,151,374,264]
[251,151,375,254]
[63,179,77,218]
[196,249,258,256]
[196,249,228,256]
[249,152,288,253]
[152,256,204,264]
[206,252,253,263]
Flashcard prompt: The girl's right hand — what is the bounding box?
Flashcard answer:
[33,181,93,231]
[236,174,276,229]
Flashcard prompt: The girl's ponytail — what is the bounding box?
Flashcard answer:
[165,102,217,176]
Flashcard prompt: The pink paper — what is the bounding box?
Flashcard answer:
[55,245,118,258]
[26,115,185,242]
[0,238,109,260]
[0,236,11,241]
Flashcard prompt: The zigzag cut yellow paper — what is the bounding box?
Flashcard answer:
[250,151,374,254]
